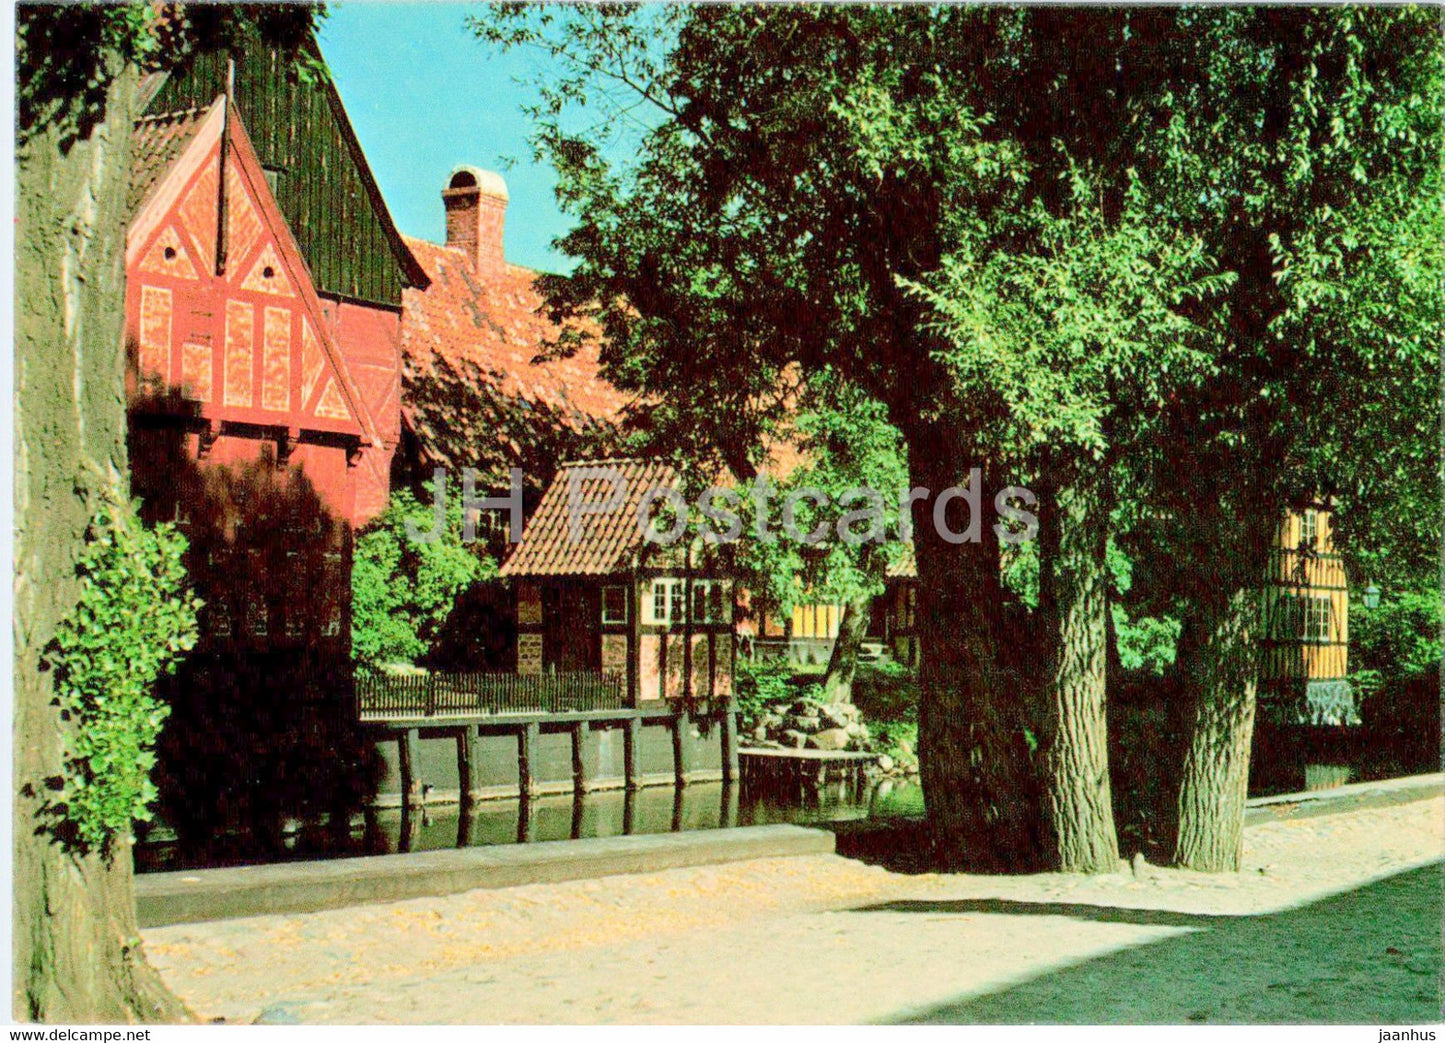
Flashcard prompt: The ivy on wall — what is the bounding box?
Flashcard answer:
[47,497,201,850]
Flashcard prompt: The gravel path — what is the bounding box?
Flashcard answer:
[144,795,1444,1024]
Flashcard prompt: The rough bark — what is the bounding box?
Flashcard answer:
[1037,472,1119,873]
[908,433,1041,870]
[820,596,869,704]
[14,62,189,1022]
[1171,584,1260,872]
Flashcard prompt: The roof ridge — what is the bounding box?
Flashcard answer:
[558,456,670,468]
[135,105,209,125]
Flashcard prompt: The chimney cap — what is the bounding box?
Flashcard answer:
[447,165,508,200]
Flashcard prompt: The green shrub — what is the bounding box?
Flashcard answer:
[352,481,499,669]
[1350,588,1442,703]
[48,497,201,848]
[734,655,806,730]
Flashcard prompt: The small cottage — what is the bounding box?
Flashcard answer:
[499,459,737,705]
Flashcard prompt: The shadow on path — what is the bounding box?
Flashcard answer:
[875,863,1443,1024]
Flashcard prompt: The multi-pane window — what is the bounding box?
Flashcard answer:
[643,578,731,625]
[1275,593,1333,643]
[1299,510,1318,550]
[601,584,628,625]
[1304,596,1332,642]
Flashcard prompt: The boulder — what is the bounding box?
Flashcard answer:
[751,724,770,743]
[780,729,809,749]
[788,714,822,732]
[819,704,853,729]
[876,753,895,773]
[808,728,851,751]
[790,699,819,716]
[844,721,865,738]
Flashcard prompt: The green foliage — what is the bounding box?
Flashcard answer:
[733,656,802,731]
[18,3,325,149]
[733,375,911,621]
[1349,588,1443,701]
[351,479,499,669]
[48,498,201,848]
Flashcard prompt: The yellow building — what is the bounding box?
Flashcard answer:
[1259,507,1356,725]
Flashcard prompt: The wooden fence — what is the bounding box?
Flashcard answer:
[356,670,627,720]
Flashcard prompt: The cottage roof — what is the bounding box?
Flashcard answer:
[399,236,631,474]
[499,458,680,578]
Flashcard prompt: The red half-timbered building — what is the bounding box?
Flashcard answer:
[123,38,425,852]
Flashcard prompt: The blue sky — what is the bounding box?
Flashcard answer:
[318,3,573,273]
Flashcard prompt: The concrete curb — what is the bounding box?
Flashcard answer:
[136,823,834,928]
[1244,771,1443,826]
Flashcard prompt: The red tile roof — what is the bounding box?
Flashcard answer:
[129,106,208,218]
[399,237,631,475]
[499,458,680,578]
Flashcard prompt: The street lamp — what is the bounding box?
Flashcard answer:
[1363,583,1381,609]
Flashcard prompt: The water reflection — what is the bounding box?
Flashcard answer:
[136,777,924,869]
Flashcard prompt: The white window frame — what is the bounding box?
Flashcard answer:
[643,578,732,626]
[646,579,673,626]
[1304,595,1332,643]
[1300,510,1318,550]
[601,584,628,625]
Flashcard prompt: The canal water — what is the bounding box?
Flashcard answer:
[135,777,927,872]
[134,726,1434,873]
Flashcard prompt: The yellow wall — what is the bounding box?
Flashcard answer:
[1261,508,1349,684]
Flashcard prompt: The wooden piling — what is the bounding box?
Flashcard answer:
[720,705,739,784]
[518,722,540,798]
[671,712,689,787]
[624,716,641,791]
[457,724,482,806]
[399,728,422,808]
[570,721,587,794]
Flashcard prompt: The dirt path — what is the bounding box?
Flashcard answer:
[144,795,1444,1024]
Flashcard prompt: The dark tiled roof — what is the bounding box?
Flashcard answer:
[129,105,209,218]
[886,543,917,579]
[400,237,631,480]
[500,458,679,578]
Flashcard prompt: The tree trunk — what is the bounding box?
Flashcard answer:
[908,434,1040,870]
[1037,471,1119,873]
[1171,584,1259,872]
[14,61,189,1022]
[820,596,869,704]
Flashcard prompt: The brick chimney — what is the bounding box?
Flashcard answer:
[442,166,508,277]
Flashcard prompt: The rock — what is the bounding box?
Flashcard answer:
[852,723,870,743]
[897,737,914,757]
[254,1007,300,1025]
[789,714,822,732]
[877,753,895,773]
[808,728,851,751]
[845,721,865,738]
[820,704,852,728]
[790,699,819,716]
[1131,852,1149,880]
[761,711,785,729]
[751,724,770,742]
[780,729,808,749]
